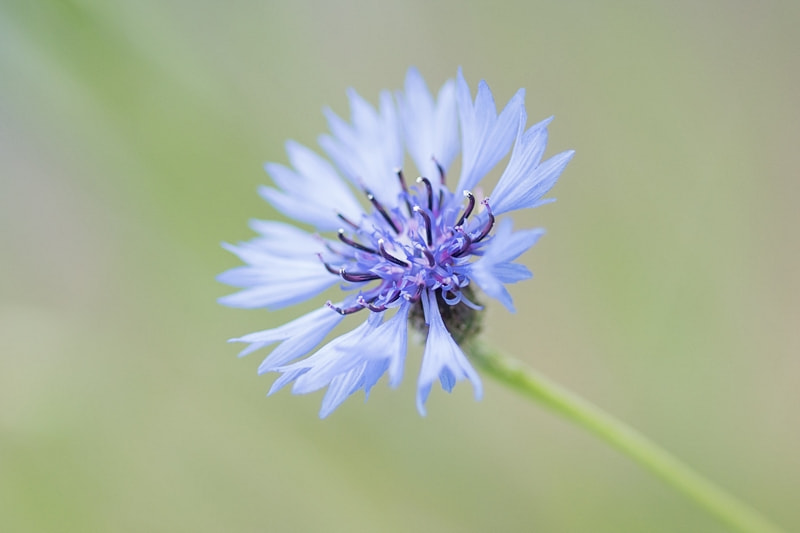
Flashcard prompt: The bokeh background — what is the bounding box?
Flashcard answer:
[1,1,798,531]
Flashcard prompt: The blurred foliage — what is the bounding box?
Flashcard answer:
[1,1,798,531]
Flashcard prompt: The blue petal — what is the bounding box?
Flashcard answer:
[265,303,411,416]
[287,313,383,395]
[217,272,338,310]
[268,367,309,395]
[455,68,525,195]
[396,68,459,186]
[227,306,346,367]
[318,89,403,208]
[247,220,328,257]
[416,290,483,415]
[491,148,575,215]
[319,364,367,419]
[468,219,544,312]
[258,186,341,231]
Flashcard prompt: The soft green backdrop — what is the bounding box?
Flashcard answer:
[1,1,798,531]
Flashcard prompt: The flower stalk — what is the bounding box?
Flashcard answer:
[465,341,785,533]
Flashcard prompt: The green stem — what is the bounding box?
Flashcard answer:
[466,341,784,533]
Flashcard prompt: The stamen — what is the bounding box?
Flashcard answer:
[338,229,377,254]
[339,268,381,283]
[395,168,408,193]
[366,190,400,234]
[413,206,433,246]
[317,253,340,275]
[314,234,343,256]
[432,156,446,185]
[337,212,360,229]
[396,168,413,214]
[452,227,473,257]
[415,244,435,266]
[455,190,476,227]
[378,238,409,267]
[473,199,495,242]
[403,284,425,304]
[416,177,434,211]
[357,294,399,312]
[326,300,364,315]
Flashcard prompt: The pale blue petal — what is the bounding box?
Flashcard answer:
[361,358,391,396]
[491,149,575,215]
[455,68,525,195]
[217,250,329,283]
[218,274,338,310]
[492,263,532,284]
[247,220,328,257]
[258,186,341,231]
[433,80,459,176]
[319,90,403,208]
[288,313,382,395]
[468,219,544,312]
[319,364,367,418]
[416,290,483,415]
[397,68,459,186]
[216,266,271,288]
[268,368,308,395]
[470,270,516,312]
[284,141,363,218]
[234,307,345,369]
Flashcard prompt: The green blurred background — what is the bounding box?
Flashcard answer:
[1,1,798,531]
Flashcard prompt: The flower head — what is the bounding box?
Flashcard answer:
[219,68,574,417]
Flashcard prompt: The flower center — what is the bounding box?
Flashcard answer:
[321,169,495,317]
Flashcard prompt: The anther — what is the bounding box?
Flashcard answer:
[317,253,340,275]
[473,199,495,242]
[366,190,400,234]
[415,244,436,266]
[378,238,409,267]
[413,206,433,246]
[416,177,434,211]
[357,295,391,312]
[339,267,381,283]
[338,229,377,254]
[326,300,364,315]
[403,284,425,304]
[452,226,473,257]
[337,212,360,229]
[455,190,476,227]
[395,168,408,193]
[432,157,446,185]
[396,168,413,215]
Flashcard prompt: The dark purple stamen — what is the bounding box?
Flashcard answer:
[339,268,381,283]
[338,229,377,254]
[326,300,363,315]
[452,227,473,257]
[416,244,435,266]
[473,199,495,242]
[416,177,434,211]
[357,291,400,312]
[396,168,413,215]
[433,157,446,185]
[396,168,408,193]
[337,212,360,229]
[456,190,476,227]
[404,284,425,304]
[366,191,400,234]
[318,254,340,275]
[414,206,433,246]
[378,239,409,267]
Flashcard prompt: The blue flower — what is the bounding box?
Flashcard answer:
[219,68,574,417]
